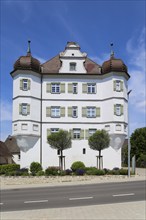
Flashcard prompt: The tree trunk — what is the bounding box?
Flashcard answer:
[99,150,101,170]
[60,150,63,171]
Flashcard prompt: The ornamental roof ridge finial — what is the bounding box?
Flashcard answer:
[110,42,114,59]
[27,40,31,56]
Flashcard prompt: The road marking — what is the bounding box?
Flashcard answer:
[113,193,135,197]
[24,200,48,204]
[0,203,4,205]
[69,196,93,201]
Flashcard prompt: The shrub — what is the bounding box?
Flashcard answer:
[119,169,128,175]
[0,164,20,175]
[86,167,99,175]
[75,169,86,176]
[65,169,72,175]
[95,169,105,175]
[36,170,45,176]
[45,166,60,176]
[71,161,85,172]
[30,162,42,175]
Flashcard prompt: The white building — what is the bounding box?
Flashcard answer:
[11,41,130,170]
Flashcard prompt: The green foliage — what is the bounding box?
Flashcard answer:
[130,127,146,159]
[136,154,146,168]
[86,167,100,175]
[30,162,42,175]
[45,166,60,176]
[71,161,85,172]
[88,129,110,153]
[0,164,20,175]
[36,170,45,176]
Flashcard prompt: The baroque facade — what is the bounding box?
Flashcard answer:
[11,41,130,169]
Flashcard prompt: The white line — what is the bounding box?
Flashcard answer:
[113,193,135,197]
[0,203,4,205]
[69,196,93,201]
[24,200,48,204]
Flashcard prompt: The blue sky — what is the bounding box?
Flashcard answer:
[0,0,145,141]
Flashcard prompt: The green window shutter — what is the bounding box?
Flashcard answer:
[113,80,116,91]
[96,107,100,117]
[19,104,22,114]
[61,83,65,93]
[20,79,23,90]
[68,83,72,93]
[68,107,72,117]
[121,105,124,115]
[82,107,86,117]
[46,83,51,93]
[28,80,31,90]
[61,107,65,117]
[80,130,84,139]
[114,105,116,115]
[85,129,89,139]
[120,81,123,91]
[27,104,30,115]
[82,83,87,93]
[46,107,51,117]
[47,129,51,138]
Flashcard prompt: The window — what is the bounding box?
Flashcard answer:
[83,148,86,154]
[72,106,78,118]
[14,124,17,131]
[116,124,122,131]
[20,79,30,90]
[57,150,60,155]
[23,79,28,90]
[87,107,96,117]
[73,83,78,94]
[22,104,28,115]
[33,124,39,131]
[87,83,96,94]
[124,124,127,132]
[105,125,110,131]
[73,129,81,139]
[51,83,60,93]
[21,123,28,130]
[114,104,123,116]
[51,107,60,117]
[114,80,123,92]
[70,62,76,71]
[51,128,59,133]
[89,129,96,136]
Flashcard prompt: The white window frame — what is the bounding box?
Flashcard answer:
[51,83,60,93]
[33,124,39,131]
[72,106,78,118]
[73,129,80,139]
[21,123,28,130]
[51,107,60,117]
[105,125,110,131]
[22,103,28,115]
[14,124,17,131]
[87,83,96,94]
[70,62,76,71]
[116,104,121,116]
[73,83,77,94]
[51,128,59,133]
[87,107,96,118]
[116,80,121,91]
[89,129,96,137]
[116,124,122,131]
[23,79,28,90]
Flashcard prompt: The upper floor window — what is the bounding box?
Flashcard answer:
[51,83,60,93]
[114,104,123,116]
[70,62,76,71]
[87,83,96,94]
[51,128,59,133]
[20,79,30,91]
[19,103,30,116]
[51,107,60,117]
[89,129,96,137]
[113,80,123,92]
[87,107,96,118]
[73,83,78,94]
[72,106,78,118]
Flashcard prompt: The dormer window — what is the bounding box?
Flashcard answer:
[70,62,76,71]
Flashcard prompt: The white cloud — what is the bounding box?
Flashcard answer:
[90,53,110,65]
[0,101,12,121]
[126,28,146,114]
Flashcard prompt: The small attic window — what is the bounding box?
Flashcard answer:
[72,53,74,56]
[70,62,76,71]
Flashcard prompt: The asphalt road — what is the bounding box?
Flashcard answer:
[1,180,145,212]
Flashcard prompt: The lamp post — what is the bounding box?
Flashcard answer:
[127,89,132,177]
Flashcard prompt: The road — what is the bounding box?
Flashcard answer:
[1,180,145,212]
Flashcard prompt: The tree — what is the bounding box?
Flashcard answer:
[47,130,72,170]
[88,129,110,169]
